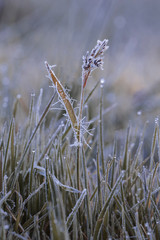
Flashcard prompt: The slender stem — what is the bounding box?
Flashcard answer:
[76,85,85,190]
[99,86,105,176]
[0,150,2,192]
[76,73,89,190]
[76,145,80,190]
[77,88,85,142]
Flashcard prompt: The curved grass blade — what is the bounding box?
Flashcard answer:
[45,61,77,132]
[35,165,81,194]
[0,190,11,206]
[51,174,82,194]
[66,189,87,229]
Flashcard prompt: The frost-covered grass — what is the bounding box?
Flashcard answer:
[1,40,160,240]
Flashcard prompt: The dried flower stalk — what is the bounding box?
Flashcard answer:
[77,39,109,144]
[76,39,109,189]
[82,39,109,89]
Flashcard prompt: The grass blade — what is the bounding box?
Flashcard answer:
[45,61,77,132]
[66,188,87,229]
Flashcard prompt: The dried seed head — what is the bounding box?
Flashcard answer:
[82,39,109,88]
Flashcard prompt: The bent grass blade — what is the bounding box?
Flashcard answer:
[45,61,78,134]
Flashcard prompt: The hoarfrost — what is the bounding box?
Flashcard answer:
[100,78,105,88]
[137,111,142,116]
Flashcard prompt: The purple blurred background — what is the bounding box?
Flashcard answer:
[0,0,160,132]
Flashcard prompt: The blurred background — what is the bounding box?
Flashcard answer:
[0,0,160,146]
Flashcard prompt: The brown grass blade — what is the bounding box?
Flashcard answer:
[45,61,78,133]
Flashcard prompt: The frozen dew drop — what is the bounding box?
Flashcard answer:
[17,94,21,99]
[60,121,64,127]
[100,78,105,84]
[145,223,149,227]
[100,78,105,88]
[155,117,159,124]
[137,111,142,116]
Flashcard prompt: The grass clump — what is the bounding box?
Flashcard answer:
[1,40,160,240]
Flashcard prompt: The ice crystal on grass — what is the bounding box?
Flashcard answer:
[82,39,109,88]
[66,189,87,229]
[45,61,78,134]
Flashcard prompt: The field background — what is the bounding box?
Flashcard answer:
[1,0,160,128]
[0,0,160,164]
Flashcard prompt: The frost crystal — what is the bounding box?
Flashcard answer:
[137,111,142,116]
[82,39,109,88]
[100,78,105,84]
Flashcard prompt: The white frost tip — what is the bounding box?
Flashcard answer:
[155,117,159,124]
[50,65,56,69]
[100,78,105,88]
[70,141,83,148]
[137,111,142,116]
[100,78,105,84]
[17,94,21,99]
